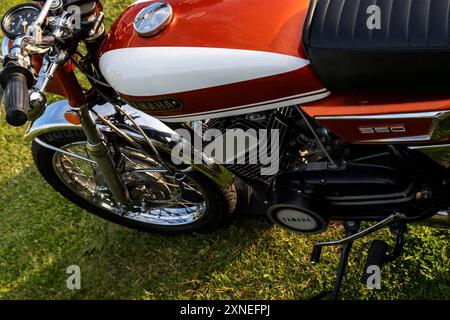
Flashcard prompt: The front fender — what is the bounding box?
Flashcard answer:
[26,100,235,188]
[25,100,174,141]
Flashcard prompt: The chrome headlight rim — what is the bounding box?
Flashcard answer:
[1,37,10,63]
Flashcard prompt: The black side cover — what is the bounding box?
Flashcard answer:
[303,0,450,91]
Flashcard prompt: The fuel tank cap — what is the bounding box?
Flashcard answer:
[134,2,173,37]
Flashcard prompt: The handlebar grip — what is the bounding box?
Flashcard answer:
[4,73,30,127]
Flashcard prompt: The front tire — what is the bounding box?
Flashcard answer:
[32,130,236,234]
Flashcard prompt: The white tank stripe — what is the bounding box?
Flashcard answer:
[99,47,311,96]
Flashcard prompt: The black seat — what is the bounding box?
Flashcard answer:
[303,0,450,91]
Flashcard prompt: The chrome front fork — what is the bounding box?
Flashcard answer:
[79,106,130,205]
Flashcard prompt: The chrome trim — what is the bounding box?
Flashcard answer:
[133,2,173,37]
[34,137,97,165]
[316,111,447,120]
[317,110,450,143]
[409,143,450,150]
[132,166,192,174]
[132,168,169,173]
[409,144,450,168]
[35,0,54,28]
[359,135,432,143]
[1,37,10,60]
[34,57,58,92]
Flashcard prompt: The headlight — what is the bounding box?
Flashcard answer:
[134,2,173,37]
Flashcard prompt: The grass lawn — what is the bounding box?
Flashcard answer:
[0,0,449,300]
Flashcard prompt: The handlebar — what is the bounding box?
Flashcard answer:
[4,72,30,126]
[0,61,34,127]
[0,0,105,127]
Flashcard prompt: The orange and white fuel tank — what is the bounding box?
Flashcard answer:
[98,0,328,122]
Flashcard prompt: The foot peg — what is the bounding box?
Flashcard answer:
[361,240,388,284]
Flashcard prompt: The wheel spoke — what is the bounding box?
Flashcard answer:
[52,142,208,226]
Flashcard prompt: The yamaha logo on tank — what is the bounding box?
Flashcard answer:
[129,98,183,113]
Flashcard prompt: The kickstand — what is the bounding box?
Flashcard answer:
[309,212,406,300]
[310,221,360,300]
[330,221,360,300]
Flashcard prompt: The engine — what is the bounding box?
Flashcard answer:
[206,108,437,234]
[205,107,297,184]
[267,162,423,233]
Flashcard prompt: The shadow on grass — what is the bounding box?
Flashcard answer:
[0,165,274,299]
[0,165,449,300]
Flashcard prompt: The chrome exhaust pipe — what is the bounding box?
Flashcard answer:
[420,211,450,228]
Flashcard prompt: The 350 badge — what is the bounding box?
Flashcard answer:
[359,125,406,134]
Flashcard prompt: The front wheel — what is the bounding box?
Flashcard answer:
[32,130,236,234]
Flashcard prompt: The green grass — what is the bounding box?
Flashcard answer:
[0,0,449,300]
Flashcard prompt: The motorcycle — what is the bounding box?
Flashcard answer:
[0,0,449,299]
